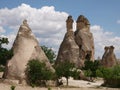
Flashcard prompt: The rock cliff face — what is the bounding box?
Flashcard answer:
[101,46,117,67]
[56,15,94,67]
[3,20,54,83]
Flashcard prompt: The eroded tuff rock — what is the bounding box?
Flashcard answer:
[56,16,83,67]
[56,15,94,67]
[75,15,94,62]
[3,20,54,83]
[101,46,117,67]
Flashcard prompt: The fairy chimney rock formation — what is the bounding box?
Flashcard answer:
[75,15,94,62]
[101,46,117,67]
[3,20,54,83]
[56,16,83,67]
[56,15,95,67]
[66,15,74,32]
[76,15,90,32]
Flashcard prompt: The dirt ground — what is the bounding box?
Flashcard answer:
[0,72,120,90]
[0,79,120,90]
[0,83,120,90]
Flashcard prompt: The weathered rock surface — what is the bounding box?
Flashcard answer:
[56,15,94,67]
[101,46,117,67]
[75,15,94,62]
[56,16,83,67]
[3,20,54,83]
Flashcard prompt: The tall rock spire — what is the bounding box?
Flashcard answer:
[3,20,54,84]
[56,16,83,67]
[66,15,73,32]
[75,15,94,62]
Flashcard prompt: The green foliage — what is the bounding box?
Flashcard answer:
[41,45,56,63]
[55,60,75,86]
[10,85,15,90]
[0,37,13,66]
[97,65,120,79]
[96,68,103,77]
[26,59,54,86]
[0,65,5,72]
[0,37,9,47]
[96,67,112,79]
[82,60,100,78]
[48,87,52,90]
[96,65,120,88]
[112,65,120,79]
[84,69,92,77]
[71,68,80,80]
[0,48,13,65]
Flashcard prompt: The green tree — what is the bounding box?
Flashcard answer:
[55,60,75,86]
[0,37,9,47]
[82,60,100,79]
[0,37,13,66]
[41,45,56,63]
[26,59,54,86]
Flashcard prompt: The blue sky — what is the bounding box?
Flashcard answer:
[0,0,120,59]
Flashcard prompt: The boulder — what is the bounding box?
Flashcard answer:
[75,15,94,62]
[101,46,117,67]
[3,20,54,83]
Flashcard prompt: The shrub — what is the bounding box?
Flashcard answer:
[82,60,100,78]
[26,59,54,86]
[96,65,120,87]
[10,85,15,90]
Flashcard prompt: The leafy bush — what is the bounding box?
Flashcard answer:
[84,69,92,77]
[70,68,80,80]
[96,65,120,87]
[82,60,100,78]
[26,59,54,86]
[48,87,52,90]
[10,85,15,90]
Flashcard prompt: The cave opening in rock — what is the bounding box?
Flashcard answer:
[85,51,91,60]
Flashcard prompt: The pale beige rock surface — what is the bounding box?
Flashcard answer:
[3,20,54,83]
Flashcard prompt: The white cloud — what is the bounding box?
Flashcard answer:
[0,26,6,33]
[91,25,120,59]
[0,3,68,51]
[0,3,120,59]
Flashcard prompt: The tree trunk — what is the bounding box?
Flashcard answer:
[66,78,68,86]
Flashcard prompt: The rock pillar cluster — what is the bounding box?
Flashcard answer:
[56,15,95,67]
[101,46,117,67]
